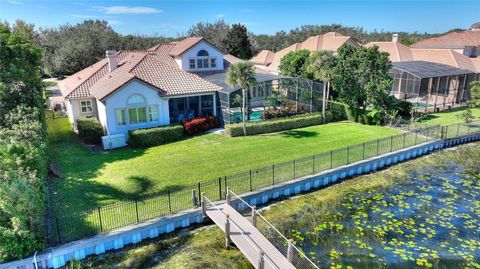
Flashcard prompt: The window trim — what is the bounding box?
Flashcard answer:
[80,100,93,113]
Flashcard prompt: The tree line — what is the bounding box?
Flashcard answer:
[0,21,47,261]
[8,19,448,77]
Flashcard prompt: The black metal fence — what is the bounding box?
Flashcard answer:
[48,122,480,246]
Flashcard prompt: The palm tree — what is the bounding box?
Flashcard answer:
[307,51,336,122]
[226,61,257,136]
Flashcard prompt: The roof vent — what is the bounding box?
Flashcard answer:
[106,50,117,72]
[392,34,399,43]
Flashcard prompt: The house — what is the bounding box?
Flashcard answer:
[251,32,360,74]
[58,37,282,141]
[411,22,480,58]
[366,34,479,112]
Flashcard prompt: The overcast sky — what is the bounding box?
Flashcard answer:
[1,0,479,36]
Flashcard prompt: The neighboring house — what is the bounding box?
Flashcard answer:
[411,22,480,58]
[58,37,273,139]
[366,34,479,111]
[251,32,360,74]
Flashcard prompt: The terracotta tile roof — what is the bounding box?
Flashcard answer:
[250,50,275,65]
[59,42,222,100]
[365,42,414,62]
[411,30,480,49]
[167,37,204,56]
[366,41,479,73]
[88,52,220,100]
[261,32,359,72]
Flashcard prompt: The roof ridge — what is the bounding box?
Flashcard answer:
[66,62,108,98]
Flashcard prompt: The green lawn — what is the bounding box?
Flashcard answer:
[48,116,401,215]
[419,107,480,126]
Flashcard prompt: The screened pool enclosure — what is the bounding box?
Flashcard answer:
[202,72,325,124]
[390,61,478,113]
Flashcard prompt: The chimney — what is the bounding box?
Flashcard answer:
[392,34,399,43]
[106,50,117,72]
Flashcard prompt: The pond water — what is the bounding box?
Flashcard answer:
[289,165,480,268]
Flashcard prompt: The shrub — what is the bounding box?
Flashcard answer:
[328,101,348,121]
[183,116,221,135]
[225,113,323,137]
[77,117,103,145]
[395,100,413,118]
[262,100,306,120]
[0,227,43,261]
[129,125,184,148]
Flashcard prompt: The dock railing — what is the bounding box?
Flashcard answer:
[228,189,320,269]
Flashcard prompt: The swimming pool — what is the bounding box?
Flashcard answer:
[230,109,263,123]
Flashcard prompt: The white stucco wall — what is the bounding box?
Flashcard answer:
[103,79,170,137]
[177,40,224,72]
[66,98,97,130]
[96,99,108,132]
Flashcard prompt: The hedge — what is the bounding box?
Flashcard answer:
[225,112,324,137]
[128,125,184,148]
[183,116,220,135]
[77,117,103,145]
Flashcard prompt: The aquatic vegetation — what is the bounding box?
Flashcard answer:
[288,166,480,268]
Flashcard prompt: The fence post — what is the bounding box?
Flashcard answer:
[218,177,222,200]
[192,190,197,207]
[168,190,172,214]
[226,187,231,205]
[403,133,407,148]
[197,182,201,206]
[272,164,275,186]
[376,139,380,155]
[312,155,315,174]
[55,217,62,244]
[225,214,231,249]
[346,146,350,164]
[201,192,206,218]
[252,205,257,227]
[258,250,265,269]
[135,200,139,223]
[97,207,103,232]
[415,130,418,145]
[390,136,393,152]
[425,128,429,142]
[330,150,333,169]
[287,239,294,263]
[362,143,365,159]
[249,170,253,192]
[224,176,227,198]
[293,160,296,179]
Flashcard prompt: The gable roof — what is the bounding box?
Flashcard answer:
[411,30,480,49]
[256,32,359,73]
[250,50,275,65]
[365,42,414,62]
[58,46,221,100]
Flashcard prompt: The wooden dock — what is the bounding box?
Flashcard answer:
[205,201,296,269]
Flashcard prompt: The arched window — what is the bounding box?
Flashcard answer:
[127,94,146,106]
[197,50,209,57]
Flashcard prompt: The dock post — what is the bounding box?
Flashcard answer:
[201,192,206,218]
[252,206,257,227]
[258,250,265,269]
[225,214,231,249]
[287,239,294,263]
[226,187,231,205]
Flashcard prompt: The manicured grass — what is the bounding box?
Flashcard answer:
[47,115,401,215]
[418,107,480,126]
